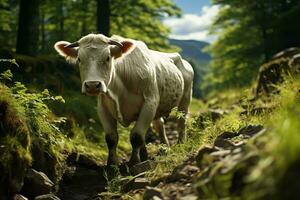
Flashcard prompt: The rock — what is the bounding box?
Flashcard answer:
[130,160,157,176]
[57,165,106,200]
[34,194,60,200]
[210,150,231,157]
[13,194,28,200]
[22,168,54,197]
[196,145,216,160]
[255,48,300,98]
[214,131,238,149]
[198,109,228,129]
[166,165,199,183]
[143,186,164,200]
[196,145,218,167]
[122,173,150,192]
[66,153,99,169]
[238,125,264,136]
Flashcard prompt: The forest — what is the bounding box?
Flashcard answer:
[1,0,300,199]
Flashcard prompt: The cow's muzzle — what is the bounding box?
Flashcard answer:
[83,81,105,96]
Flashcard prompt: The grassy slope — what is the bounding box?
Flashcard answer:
[115,76,300,199]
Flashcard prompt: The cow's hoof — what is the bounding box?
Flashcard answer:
[140,146,148,162]
[128,156,141,167]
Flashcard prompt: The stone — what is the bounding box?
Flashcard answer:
[214,131,238,149]
[13,194,28,200]
[196,145,217,167]
[196,145,216,161]
[254,48,300,98]
[143,186,164,200]
[238,125,264,136]
[130,160,157,176]
[22,168,54,197]
[166,165,199,183]
[198,109,228,129]
[210,150,231,157]
[34,194,60,200]
[122,173,150,192]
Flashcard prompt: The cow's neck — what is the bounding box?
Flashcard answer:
[102,67,127,123]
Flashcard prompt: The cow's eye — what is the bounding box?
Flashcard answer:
[78,58,81,63]
[106,56,110,62]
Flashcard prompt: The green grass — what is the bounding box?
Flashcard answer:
[144,76,300,199]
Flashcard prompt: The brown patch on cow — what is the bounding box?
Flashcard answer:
[121,41,134,54]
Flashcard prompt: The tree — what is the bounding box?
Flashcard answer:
[0,0,19,51]
[16,0,40,55]
[202,0,300,93]
[97,0,110,36]
[110,0,180,51]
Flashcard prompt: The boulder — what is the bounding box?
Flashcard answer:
[255,48,300,98]
[22,168,54,197]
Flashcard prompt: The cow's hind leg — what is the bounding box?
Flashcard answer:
[153,118,169,146]
[129,99,158,166]
[177,85,192,143]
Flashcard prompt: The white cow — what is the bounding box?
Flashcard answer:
[54,34,194,166]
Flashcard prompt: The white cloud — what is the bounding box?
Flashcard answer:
[164,5,220,43]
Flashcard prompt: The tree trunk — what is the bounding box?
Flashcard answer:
[40,6,45,52]
[16,0,40,56]
[96,0,110,36]
[81,0,88,35]
[57,0,64,40]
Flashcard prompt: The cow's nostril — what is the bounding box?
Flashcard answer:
[96,82,101,89]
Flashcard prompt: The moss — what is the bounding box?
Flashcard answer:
[0,84,32,195]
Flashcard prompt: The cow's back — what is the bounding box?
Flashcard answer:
[149,51,186,118]
[113,40,190,122]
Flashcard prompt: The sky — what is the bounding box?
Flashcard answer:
[164,0,219,43]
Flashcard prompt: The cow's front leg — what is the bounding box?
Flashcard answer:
[97,97,119,166]
[129,98,158,166]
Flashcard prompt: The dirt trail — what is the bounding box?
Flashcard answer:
[53,116,264,200]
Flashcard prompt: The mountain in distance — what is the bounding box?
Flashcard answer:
[169,38,211,62]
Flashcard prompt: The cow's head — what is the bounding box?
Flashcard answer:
[54,34,134,96]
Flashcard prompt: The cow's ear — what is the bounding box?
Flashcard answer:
[54,41,78,62]
[110,40,134,58]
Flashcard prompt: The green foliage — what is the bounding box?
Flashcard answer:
[111,0,181,51]
[203,0,300,94]
[243,77,300,199]
[1,0,181,53]
[0,69,12,81]
[0,0,18,49]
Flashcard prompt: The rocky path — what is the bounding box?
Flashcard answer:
[13,116,265,200]
[118,123,265,200]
